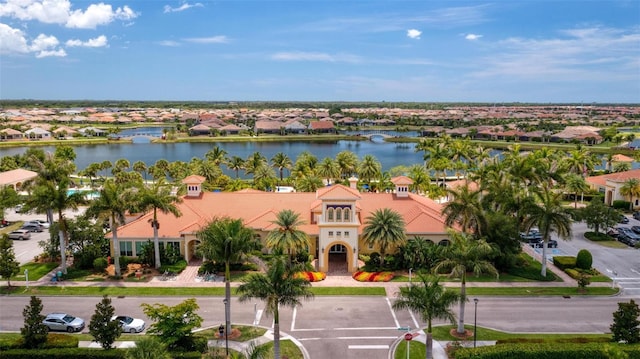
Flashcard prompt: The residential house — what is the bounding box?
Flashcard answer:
[0,128,24,141]
[309,120,336,134]
[0,168,38,191]
[24,127,51,140]
[586,169,640,208]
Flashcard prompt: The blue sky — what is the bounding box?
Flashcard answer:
[1,1,639,103]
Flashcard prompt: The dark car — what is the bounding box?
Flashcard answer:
[618,216,630,224]
[632,226,640,235]
[21,223,43,232]
[634,212,640,221]
[527,238,558,248]
[607,228,620,238]
[520,230,542,241]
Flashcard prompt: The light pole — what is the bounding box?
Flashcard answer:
[473,298,479,348]
[222,298,229,356]
[408,268,412,283]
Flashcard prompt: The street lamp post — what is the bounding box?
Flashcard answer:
[222,298,229,356]
[409,268,412,283]
[473,298,479,348]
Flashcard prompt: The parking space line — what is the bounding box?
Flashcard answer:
[385,297,400,328]
[409,309,420,329]
[348,345,389,349]
[291,306,297,332]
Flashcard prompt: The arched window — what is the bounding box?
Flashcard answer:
[327,208,334,222]
[343,208,350,222]
[336,208,342,221]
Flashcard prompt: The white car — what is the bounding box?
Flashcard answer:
[111,315,145,333]
[29,219,50,229]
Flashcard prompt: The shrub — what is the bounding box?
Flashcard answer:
[93,257,108,273]
[576,249,593,270]
[159,259,187,274]
[565,268,581,280]
[612,200,630,210]
[294,271,326,282]
[553,256,576,270]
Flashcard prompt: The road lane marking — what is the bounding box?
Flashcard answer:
[409,309,420,329]
[291,306,297,331]
[253,309,263,326]
[348,345,389,349]
[385,297,400,328]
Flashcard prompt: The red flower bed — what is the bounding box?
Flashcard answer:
[294,271,327,282]
[352,271,394,282]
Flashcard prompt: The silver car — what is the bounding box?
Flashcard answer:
[43,313,85,333]
[111,315,145,333]
[8,229,31,241]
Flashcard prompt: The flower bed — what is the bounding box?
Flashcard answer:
[295,271,327,282]
[352,271,394,282]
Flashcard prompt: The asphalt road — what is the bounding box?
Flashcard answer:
[0,295,625,359]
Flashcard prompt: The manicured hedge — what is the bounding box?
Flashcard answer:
[454,342,640,359]
[553,256,576,271]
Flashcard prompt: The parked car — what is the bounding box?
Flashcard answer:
[618,215,630,224]
[14,204,26,213]
[618,234,638,247]
[20,223,43,232]
[632,226,640,235]
[0,219,8,227]
[633,212,640,221]
[42,313,85,333]
[607,228,620,238]
[111,315,146,333]
[8,229,31,240]
[527,238,558,248]
[520,230,542,241]
[28,219,50,229]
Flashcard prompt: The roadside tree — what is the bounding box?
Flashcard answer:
[0,234,20,287]
[610,299,640,344]
[581,199,620,235]
[142,298,202,351]
[89,295,121,349]
[21,296,48,349]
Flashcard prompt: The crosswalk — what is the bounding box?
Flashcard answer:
[615,277,640,297]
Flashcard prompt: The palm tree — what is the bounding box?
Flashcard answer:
[132,161,148,182]
[336,150,358,179]
[271,152,292,182]
[565,174,589,208]
[237,256,314,359]
[392,274,461,359]
[620,178,640,211]
[316,157,340,185]
[522,187,572,277]
[85,179,130,277]
[132,179,183,269]
[197,217,256,340]
[442,184,486,235]
[244,152,268,178]
[433,231,497,335]
[295,175,324,192]
[357,154,382,188]
[265,210,309,259]
[226,156,245,178]
[361,208,406,266]
[205,146,228,166]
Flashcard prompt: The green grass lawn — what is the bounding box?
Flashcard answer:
[9,262,58,282]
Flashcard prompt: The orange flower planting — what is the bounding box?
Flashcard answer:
[294,271,326,282]
[352,271,394,282]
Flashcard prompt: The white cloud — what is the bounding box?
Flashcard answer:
[465,33,482,40]
[0,0,138,29]
[163,2,204,13]
[184,36,229,44]
[0,23,30,54]
[271,51,361,63]
[158,40,181,47]
[29,33,66,57]
[407,29,421,39]
[66,35,108,47]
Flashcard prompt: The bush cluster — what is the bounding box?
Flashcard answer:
[553,256,576,271]
[454,342,640,359]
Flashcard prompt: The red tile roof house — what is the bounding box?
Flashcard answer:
[112,175,453,273]
[586,169,640,208]
[308,120,336,134]
[0,168,38,191]
[0,128,24,141]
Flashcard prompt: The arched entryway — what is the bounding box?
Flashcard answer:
[322,242,354,275]
[185,239,201,262]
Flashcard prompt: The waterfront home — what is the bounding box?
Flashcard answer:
[586,169,640,209]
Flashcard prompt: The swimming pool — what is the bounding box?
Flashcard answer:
[67,188,100,200]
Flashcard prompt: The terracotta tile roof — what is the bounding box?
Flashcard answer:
[587,169,640,186]
[612,154,634,163]
[0,168,38,186]
[115,185,450,239]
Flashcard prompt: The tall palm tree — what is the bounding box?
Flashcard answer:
[295,175,323,192]
[226,156,245,178]
[271,152,292,182]
[433,231,497,335]
[357,154,382,188]
[620,178,640,211]
[522,187,572,277]
[265,210,309,259]
[244,152,268,178]
[361,208,406,266]
[336,150,358,179]
[565,174,589,208]
[197,217,256,339]
[85,179,130,277]
[392,274,461,359]
[205,146,228,166]
[132,161,148,182]
[442,184,486,235]
[317,157,340,185]
[132,179,183,269]
[237,256,314,359]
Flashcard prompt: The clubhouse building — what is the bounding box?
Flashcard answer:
[114,175,452,273]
